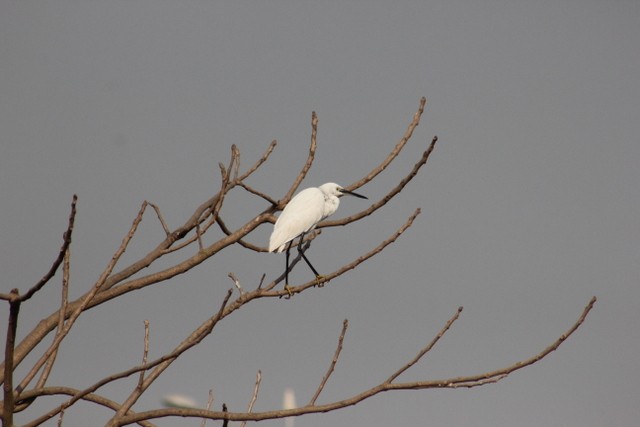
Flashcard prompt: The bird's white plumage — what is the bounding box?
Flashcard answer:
[269,183,346,253]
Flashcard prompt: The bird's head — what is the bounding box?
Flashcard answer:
[320,182,368,199]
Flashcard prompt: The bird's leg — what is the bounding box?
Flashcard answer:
[284,244,293,298]
[297,234,325,287]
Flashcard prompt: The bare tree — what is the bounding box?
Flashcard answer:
[1,98,596,427]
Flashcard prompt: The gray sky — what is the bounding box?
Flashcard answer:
[1,1,638,426]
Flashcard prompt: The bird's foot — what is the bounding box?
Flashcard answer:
[283,284,294,299]
[315,275,326,287]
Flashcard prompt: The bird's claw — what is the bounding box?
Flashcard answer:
[283,284,294,299]
[315,275,326,287]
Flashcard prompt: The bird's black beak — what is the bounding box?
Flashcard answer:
[340,188,368,199]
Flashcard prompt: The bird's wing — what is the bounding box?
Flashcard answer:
[269,188,325,253]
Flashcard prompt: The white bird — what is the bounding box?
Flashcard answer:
[269,183,367,295]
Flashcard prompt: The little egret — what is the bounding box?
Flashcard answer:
[269,183,367,295]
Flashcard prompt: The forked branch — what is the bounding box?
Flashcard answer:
[111,297,596,426]
[309,319,349,406]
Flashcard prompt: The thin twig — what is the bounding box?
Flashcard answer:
[210,146,239,225]
[447,373,509,388]
[238,140,277,181]
[232,145,241,182]
[280,112,318,207]
[195,222,204,252]
[228,273,244,295]
[199,390,215,427]
[160,217,212,254]
[215,216,265,252]
[175,146,240,258]
[349,97,427,192]
[322,136,437,229]
[194,206,220,240]
[386,306,463,384]
[137,320,150,389]
[309,319,349,406]
[21,195,77,302]
[248,371,262,413]
[147,202,171,236]
[35,248,72,391]
[239,370,262,427]
[236,182,278,205]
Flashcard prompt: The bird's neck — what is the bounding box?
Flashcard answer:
[322,196,340,218]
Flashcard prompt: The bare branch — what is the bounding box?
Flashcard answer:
[2,289,21,427]
[113,297,596,426]
[106,289,236,425]
[309,319,349,406]
[444,295,597,384]
[35,248,72,391]
[236,181,278,205]
[137,320,150,389]
[16,200,149,395]
[238,140,277,181]
[322,136,437,229]
[195,222,204,252]
[349,97,428,191]
[147,202,171,236]
[232,145,241,182]
[445,373,509,388]
[228,272,244,295]
[5,201,275,381]
[18,386,156,427]
[66,209,271,311]
[161,144,243,257]
[21,195,77,302]
[216,216,267,252]
[239,370,262,427]
[280,112,318,207]
[160,213,215,254]
[386,306,463,384]
[21,289,235,427]
[210,145,239,225]
[199,390,215,427]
